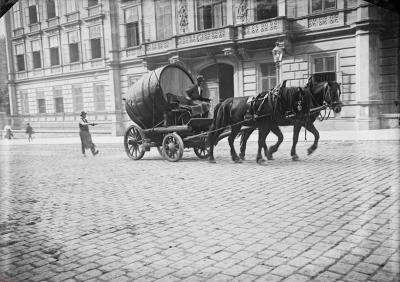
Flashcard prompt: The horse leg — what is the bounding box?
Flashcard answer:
[239,128,254,160]
[263,128,271,158]
[290,124,302,161]
[267,125,283,160]
[256,128,267,164]
[305,123,319,155]
[228,126,242,163]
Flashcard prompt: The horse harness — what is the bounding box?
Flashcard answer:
[244,86,308,122]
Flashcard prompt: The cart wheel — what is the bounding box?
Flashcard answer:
[156,146,164,156]
[194,146,210,159]
[124,125,145,160]
[162,133,184,162]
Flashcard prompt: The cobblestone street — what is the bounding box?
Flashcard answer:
[0,140,399,282]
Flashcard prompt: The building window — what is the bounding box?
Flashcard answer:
[126,22,139,47]
[66,0,77,13]
[21,91,29,114]
[13,3,22,29]
[37,99,46,114]
[47,0,56,19]
[88,0,98,7]
[68,31,80,62]
[256,0,278,21]
[49,36,60,66]
[29,5,38,24]
[53,88,63,113]
[91,39,101,59]
[311,0,336,13]
[125,7,140,47]
[15,44,25,71]
[259,63,276,91]
[72,85,83,112]
[89,26,102,59]
[54,97,64,113]
[197,0,226,30]
[156,0,172,40]
[313,56,336,82]
[94,84,105,111]
[32,51,41,68]
[32,40,41,69]
[50,48,59,65]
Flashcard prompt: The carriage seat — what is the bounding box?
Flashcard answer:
[166,93,204,117]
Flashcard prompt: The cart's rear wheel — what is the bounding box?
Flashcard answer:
[194,146,210,159]
[124,125,145,160]
[162,133,184,162]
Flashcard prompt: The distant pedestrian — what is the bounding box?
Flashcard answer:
[26,123,34,142]
[79,111,99,157]
[3,124,13,140]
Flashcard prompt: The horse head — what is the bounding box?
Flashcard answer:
[324,81,342,113]
[307,78,342,113]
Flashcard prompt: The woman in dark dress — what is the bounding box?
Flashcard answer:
[79,111,99,157]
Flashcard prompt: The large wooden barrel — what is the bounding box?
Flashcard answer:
[125,64,194,129]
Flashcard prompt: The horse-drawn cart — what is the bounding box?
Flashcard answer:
[123,64,212,162]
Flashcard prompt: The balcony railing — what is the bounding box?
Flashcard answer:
[144,38,174,55]
[87,4,102,17]
[177,26,234,48]
[13,28,24,37]
[29,23,41,33]
[66,11,79,22]
[239,17,289,40]
[47,17,59,28]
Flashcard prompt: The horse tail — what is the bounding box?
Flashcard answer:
[209,102,222,131]
[207,102,223,146]
[221,100,232,128]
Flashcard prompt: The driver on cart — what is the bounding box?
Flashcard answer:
[185,75,211,118]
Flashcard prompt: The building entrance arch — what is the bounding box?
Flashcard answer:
[199,63,234,103]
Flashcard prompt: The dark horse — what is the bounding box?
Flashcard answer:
[239,77,342,161]
[207,82,312,163]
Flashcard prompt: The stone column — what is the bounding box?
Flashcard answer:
[106,0,124,136]
[354,4,382,129]
[4,13,17,116]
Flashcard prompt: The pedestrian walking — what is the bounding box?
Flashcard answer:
[26,123,34,142]
[3,124,14,139]
[79,111,99,157]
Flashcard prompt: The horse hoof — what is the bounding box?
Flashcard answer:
[307,148,314,155]
[239,154,246,161]
[292,155,299,161]
[208,159,216,164]
[267,154,274,160]
[257,158,266,164]
[233,159,242,163]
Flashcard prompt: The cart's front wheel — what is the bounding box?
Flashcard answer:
[162,133,184,162]
[194,146,210,159]
[124,125,145,160]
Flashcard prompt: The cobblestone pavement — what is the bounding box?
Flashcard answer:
[0,140,399,282]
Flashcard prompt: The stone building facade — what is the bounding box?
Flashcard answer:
[3,0,399,135]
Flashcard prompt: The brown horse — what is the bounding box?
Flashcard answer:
[239,78,342,161]
[207,82,311,163]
